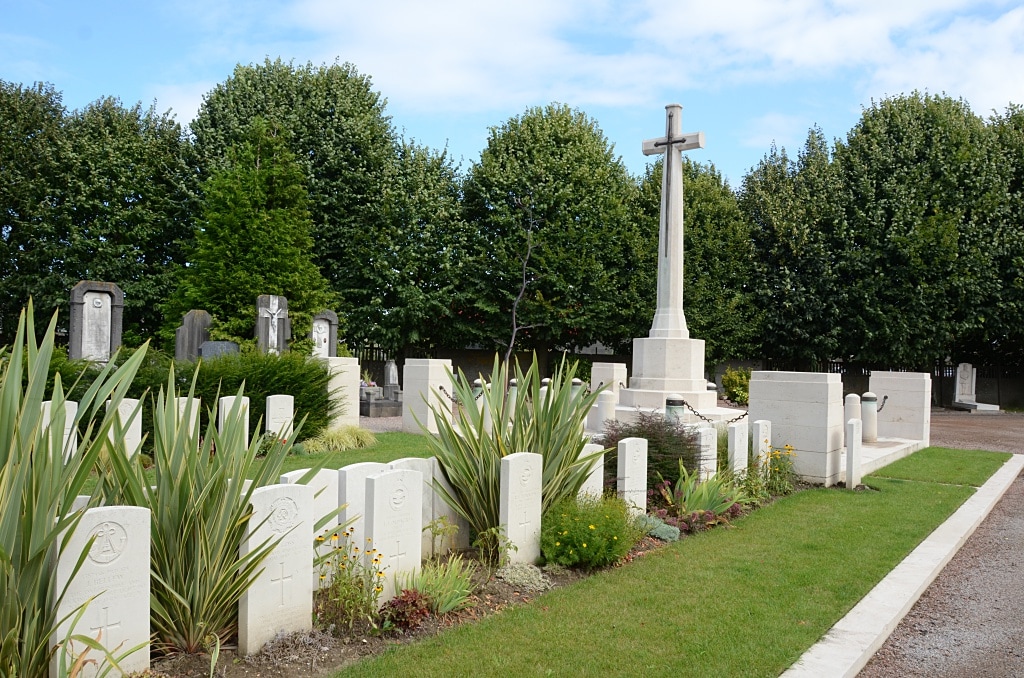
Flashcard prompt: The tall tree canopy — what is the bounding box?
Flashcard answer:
[0,82,197,345]
[166,119,333,347]
[461,104,641,355]
[190,59,398,324]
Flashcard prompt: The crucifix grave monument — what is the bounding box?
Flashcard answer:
[618,103,718,414]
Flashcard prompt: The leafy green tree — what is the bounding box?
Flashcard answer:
[831,93,1011,368]
[64,98,198,346]
[0,81,69,343]
[167,118,334,347]
[190,59,398,319]
[461,104,640,356]
[635,158,762,365]
[988,105,1024,367]
[739,130,846,366]
[357,140,474,358]
[0,83,197,345]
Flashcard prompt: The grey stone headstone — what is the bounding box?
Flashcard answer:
[175,310,212,362]
[69,281,124,362]
[310,310,338,359]
[256,295,290,355]
[199,341,239,359]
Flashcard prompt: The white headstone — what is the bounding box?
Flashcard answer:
[366,468,423,602]
[727,419,749,475]
[616,438,648,516]
[238,483,314,656]
[176,397,201,439]
[499,452,542,564]
[265,394,294,440]
[41,400,78,460]
[338,462,388,550]
[431,460,471,552]
[218,395,250,444]
[106,398,143,458]
[577,443,605,498]
[280,468,340,589]
[697,426,717,479]
[752,419,772,470]
[388,457,436,558]
[51,506,150,678]
[846,419,863,489]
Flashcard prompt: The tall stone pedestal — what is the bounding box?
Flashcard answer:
[618,337,716,411]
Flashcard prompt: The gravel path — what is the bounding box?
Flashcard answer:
[859,410,1024,678]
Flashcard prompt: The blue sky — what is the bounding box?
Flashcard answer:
[3,1,1023,187]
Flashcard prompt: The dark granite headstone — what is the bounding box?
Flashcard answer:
[175,310,212,361]
[199,341,240,359]
[69,281,124,362]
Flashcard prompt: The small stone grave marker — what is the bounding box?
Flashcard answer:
[106,398,143,458]
[338,462,388,550]
[51,505,150,678]
[728,420,748,475]
[616,438,648,517]
[238,483,314,656]
[366,468,423,602]
[41,400,78,460]
[281,468,340,590]
[577,443,605,498]
[218,396,250,445]
[310,310,338,359]
[388,457,435,558]
[265,394,294,440]
[499,452,542,564]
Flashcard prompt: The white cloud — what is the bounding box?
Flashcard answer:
[146,81,213,125]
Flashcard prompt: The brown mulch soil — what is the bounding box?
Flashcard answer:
[146,537,667,677]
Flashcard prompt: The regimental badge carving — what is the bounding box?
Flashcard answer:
[520,467,532,487]
[88,521,127,564]
[389,484,408,512]
[267,497,300,533]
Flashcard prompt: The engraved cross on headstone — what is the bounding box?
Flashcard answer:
[389,539,409,571]
[642,103,705,339]
[90,606,122,640]
[270,561,292,606]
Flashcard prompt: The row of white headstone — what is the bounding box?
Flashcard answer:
[40,394,299,460]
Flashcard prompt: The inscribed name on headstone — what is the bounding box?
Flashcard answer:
[366,468,423,602]
[51,506,150,678]
[616,438,648,516]
[69,281,124,362]
[338,462,388,550]
[281,468,340,590]
[41,399,78,460]
[218,396,250,446]
[106,398,143,458]
[727,420,748,475]
[499,452,542,564]
[265,394,294,440]
[388,457,435,558]
[256,295,290,355]
[238,483,314,656]
[174,310,212,362]
[577,443,605,498]
[310,310,338,359]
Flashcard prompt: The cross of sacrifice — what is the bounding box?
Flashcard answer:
[270,561,292,606]
[90,606,122,641]
[259,296,286,354]
[641,103,705,339]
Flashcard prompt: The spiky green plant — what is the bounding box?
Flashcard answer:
[424,355,604,557]
[0,303,148,676]
[98,366,320,653]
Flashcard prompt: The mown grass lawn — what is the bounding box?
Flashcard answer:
[332,448,1009,678]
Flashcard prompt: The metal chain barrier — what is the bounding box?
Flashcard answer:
[437,385,484,404]
[676,397,748,426]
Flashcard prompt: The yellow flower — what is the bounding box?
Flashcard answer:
[316,536,325,542]
[588,525,595,530]
[582,543,587,548]
[613,536,618,540]
[331,534,339,542]
[366,537,373,543]
[374,586,383,593]
[555,541,560,546]
[377,571,385,578]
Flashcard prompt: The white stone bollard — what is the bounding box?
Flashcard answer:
[665,394,685,424]
[844,393,861,447]
[846,418,863,489]
[861,392,878,443]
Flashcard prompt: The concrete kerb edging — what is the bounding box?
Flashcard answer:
[782,454,1024,678]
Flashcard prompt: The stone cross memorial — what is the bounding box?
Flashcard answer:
[257,295,290,355]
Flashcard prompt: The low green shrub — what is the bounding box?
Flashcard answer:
[653,461,745,534]
[396,554,477,615]
[540,495,643,570]
[636,514,680,542]
[380,590,432,633]
[600,411,700,486]
[722,366,751,405]
[302,425,377,455]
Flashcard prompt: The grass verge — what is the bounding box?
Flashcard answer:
[333,448,1001,677]
[276,432,432,475]
[868,447,1010,486]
